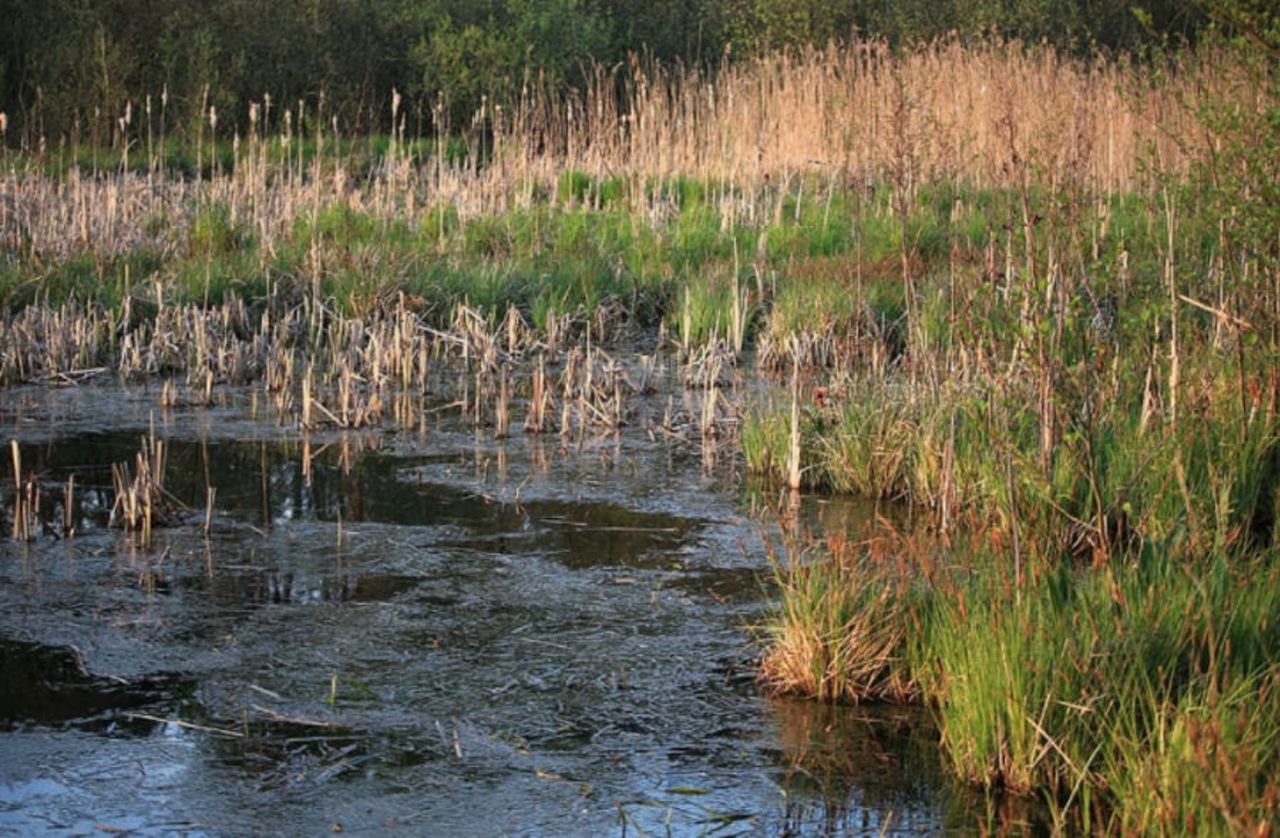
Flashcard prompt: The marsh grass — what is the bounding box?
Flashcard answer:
[759,528,917,704]
[741,402,793,481]
[759,523,1280,831]
[0,36,1250,335]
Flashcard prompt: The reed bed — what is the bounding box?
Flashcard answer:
[0,39,1251,286]
[0,290,730,440]
[0,291,741,544]
[496,38,1221,197]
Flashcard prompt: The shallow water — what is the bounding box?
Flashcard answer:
[0,383,981,835]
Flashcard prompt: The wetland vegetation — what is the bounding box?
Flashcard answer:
[2,1,1279,834]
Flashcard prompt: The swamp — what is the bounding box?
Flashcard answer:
[2,3,1279,835]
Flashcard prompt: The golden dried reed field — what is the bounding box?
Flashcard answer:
[1,39,1263,267]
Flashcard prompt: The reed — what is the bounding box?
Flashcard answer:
[0,40,1252,338]
[9,440,38,542]
[62,475,75,538]
[494,364,511,439]
[109,422,183,545]
[524,355,551,434]
[786,370,802,493]
[203,487,216,539]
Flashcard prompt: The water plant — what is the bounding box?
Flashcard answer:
[110,423,184,545]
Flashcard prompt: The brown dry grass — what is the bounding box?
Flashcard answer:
[1,38,1262,267]
[499,38,1231,191]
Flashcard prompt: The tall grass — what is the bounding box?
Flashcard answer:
[746,351,1280,563]
[758,529,916,704]
[0,39,1253,318]
[761,527,1280,831]
[498,39,1216,191]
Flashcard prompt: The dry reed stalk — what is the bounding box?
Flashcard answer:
[473,370,486,428]
[559,394,573,439]
[624,354,650,395]
[203,487,216,538]
[301,435,314,486]
[495,365,510,439]
[786,358,802,492]
[730,266,747,356]
[62,475,75,538]
[502,306,527,355]
[9,440,38,541]
[109,424,180,546]
[700,384,720,440]
[525,355,550,433]
[301,364,314,429]
[496,40,1216,198]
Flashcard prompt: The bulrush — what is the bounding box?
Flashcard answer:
[109,422,183,546]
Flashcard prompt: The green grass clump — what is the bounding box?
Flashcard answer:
[761,529,1280,831]
[669,271,733,347]
[759,532,916,704]
[0,250,165,310]
[812,384,931,500]
[189,203,255,257]
[748,342,1280,561]
[742,403,793,480]
[914,549,1280,829]
[767,270,864,339]
[1104,664,1280,835]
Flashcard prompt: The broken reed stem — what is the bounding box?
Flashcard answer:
[63,475,75,538]
[786,357,803,492]
[302,365,314,430]
[9,441,19,541]
[525,355,548,433]
[6,442,42,542]
[110,424,171,547]
[495,365,510,439]
[0,295,700,447]
[10,440,29,541]
[701,380,721,440]
[302,435,313,486]
[204,486,216,538]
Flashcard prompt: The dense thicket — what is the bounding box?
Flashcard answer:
[0,0,1211,144]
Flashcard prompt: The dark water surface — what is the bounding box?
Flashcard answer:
[0,384,978,836]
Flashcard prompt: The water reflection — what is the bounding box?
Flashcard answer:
[0,395,1001,835]
[768,697,949,833]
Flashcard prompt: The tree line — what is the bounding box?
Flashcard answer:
[0,0,1209,144]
